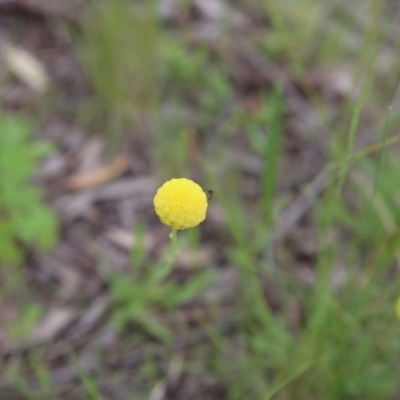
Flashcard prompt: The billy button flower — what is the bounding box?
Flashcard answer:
[154,178,208,251]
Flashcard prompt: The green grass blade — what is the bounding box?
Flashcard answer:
[70,352,103,400]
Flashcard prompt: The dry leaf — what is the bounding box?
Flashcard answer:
[30,307,77,344]
[64,153,131,191]
[2,43,49,93]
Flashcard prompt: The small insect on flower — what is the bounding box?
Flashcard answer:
[153,178,208,230]
[207,190,213,201]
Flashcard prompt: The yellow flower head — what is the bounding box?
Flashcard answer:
[396,296,400,320]
[154,178,208,230]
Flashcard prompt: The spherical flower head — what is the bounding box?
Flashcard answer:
[396,296,400,321]
[154,178,208,230]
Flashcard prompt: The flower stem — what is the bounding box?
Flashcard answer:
[169,228,178,255]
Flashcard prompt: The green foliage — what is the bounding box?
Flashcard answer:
[161,39,211,89]
[4,1,400,399]
[263,0,331,70]
[109,254,214,342]
[70,352,103,400]
[78,0,159,150]
[331,157,400,246]
[207,165,400,400]
[153,37,232,175]
[7,303,43,340]
[199,72,400,397]
[162,38,232,127]
[0,112,57,266]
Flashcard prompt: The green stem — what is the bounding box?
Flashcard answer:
[169,228,178,255]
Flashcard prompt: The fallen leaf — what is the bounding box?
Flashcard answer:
[64,153,131,191]
[30,307,77,344]
[2,42,49,93]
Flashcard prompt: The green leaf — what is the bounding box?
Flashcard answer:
[0,111,57,266]
[165,270,214,307]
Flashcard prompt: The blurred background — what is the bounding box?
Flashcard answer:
[1,0,400,399]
